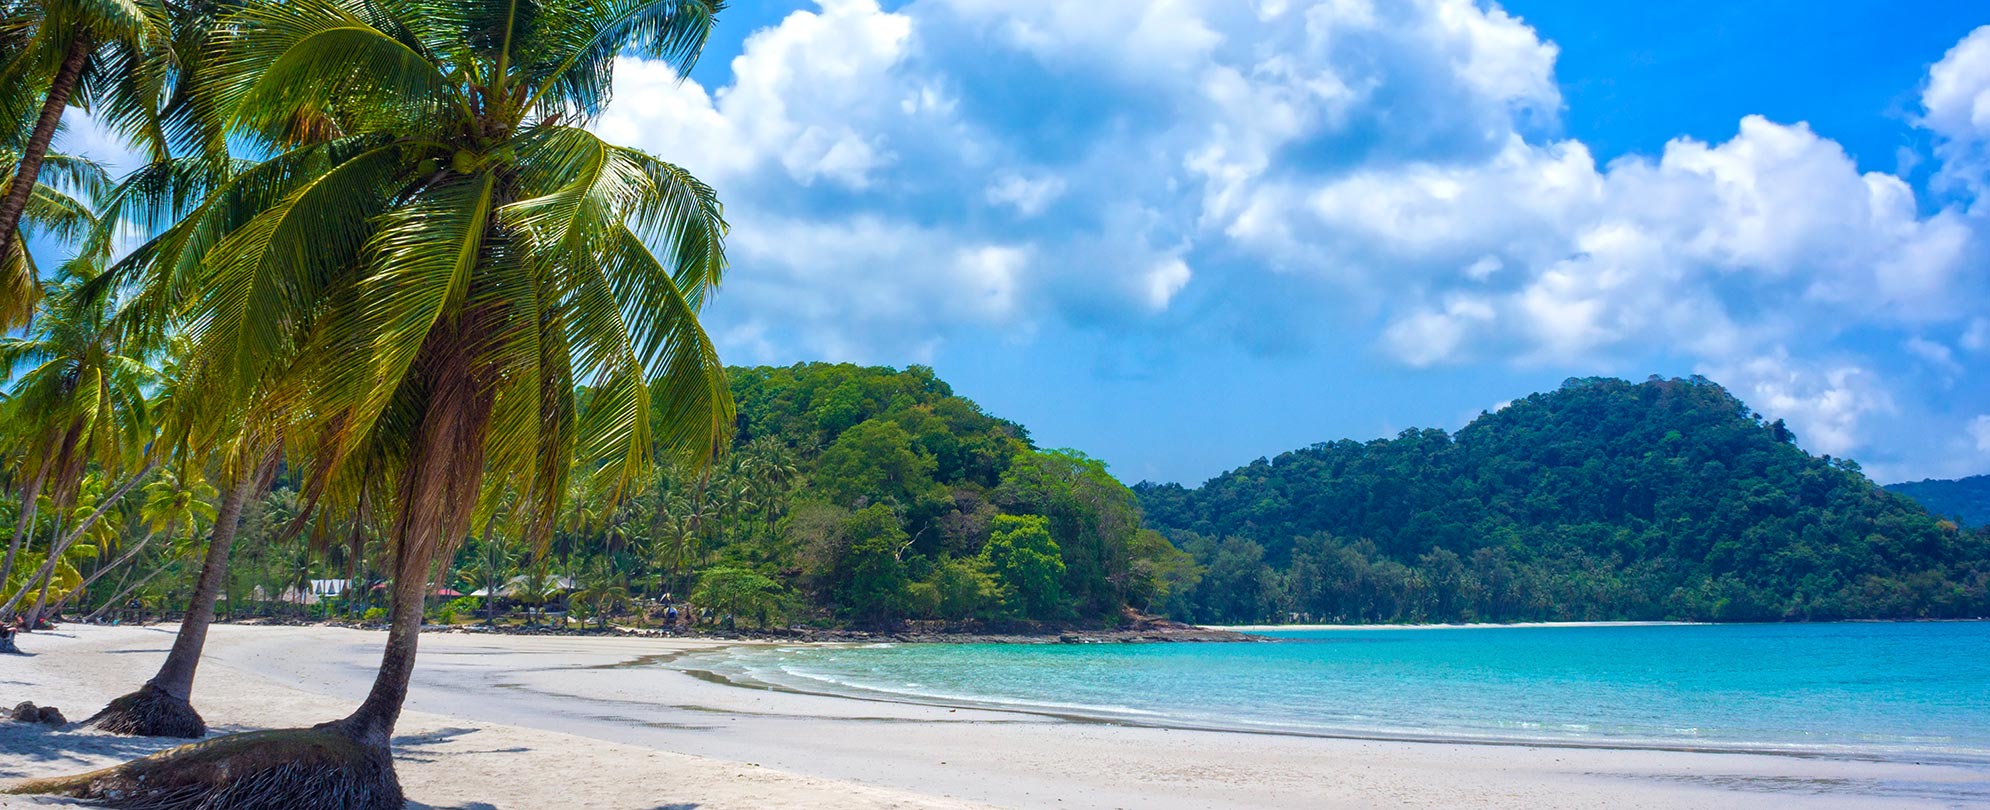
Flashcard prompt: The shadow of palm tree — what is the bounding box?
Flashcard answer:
[0,724,186,777]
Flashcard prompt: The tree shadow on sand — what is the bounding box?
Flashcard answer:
[0,721,186,778]
[389,726,531,764]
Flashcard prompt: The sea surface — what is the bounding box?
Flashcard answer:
[679,622,1990,761]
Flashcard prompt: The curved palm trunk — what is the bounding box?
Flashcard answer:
[329,321,494,752]
[40,518,173,620]
[5,461,158,622]
[86,563,169,622]
[16,459,159,624]
[85,468,256,737]
[0,34,90,261]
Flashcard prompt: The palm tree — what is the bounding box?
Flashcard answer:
[570,555,628,631]
[0,0,172,273]
[0,274,155,618]
[15,0,732,804]
[460,534,516,625]
[0,144,106,328]
[40,468,216,619]
[81,333,285,738]
[513,557,561,627]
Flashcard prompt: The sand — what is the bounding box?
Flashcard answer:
[4,624,1986,809]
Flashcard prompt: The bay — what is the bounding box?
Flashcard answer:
[680,622,1990,762]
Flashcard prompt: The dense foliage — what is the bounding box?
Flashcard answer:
[69,363,1196,629]
[1139,376,1990,624]
[700,363,1197,625]
[1888,475,1990,528]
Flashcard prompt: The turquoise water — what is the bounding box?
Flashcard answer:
[684,623,1990,760]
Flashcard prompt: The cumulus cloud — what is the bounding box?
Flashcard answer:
[1972,415,1990,454]
[587,1,1990,470]
[1700,353,1896,457]
[1922,25,1990,196]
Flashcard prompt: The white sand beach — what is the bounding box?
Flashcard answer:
[3,624,1985,809]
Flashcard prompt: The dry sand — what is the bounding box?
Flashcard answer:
[3,624,1986,809]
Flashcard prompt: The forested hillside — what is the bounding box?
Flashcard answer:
[1138,376,1990,624]
[1888,475,1990,527]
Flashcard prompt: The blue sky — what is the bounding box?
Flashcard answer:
[41,0,1990,486]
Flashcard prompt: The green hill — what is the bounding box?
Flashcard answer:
[666,363,1195,625]
[1136,376,1990,624]
[1887,475,1990,528]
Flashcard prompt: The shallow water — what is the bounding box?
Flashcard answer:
[679,622,1990,761]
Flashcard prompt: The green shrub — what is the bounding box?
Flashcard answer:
[361,607,387,623]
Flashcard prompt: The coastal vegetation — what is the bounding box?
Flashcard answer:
[5,0,735,805]
[15,368,1987,647]
[1139,376,1990,624]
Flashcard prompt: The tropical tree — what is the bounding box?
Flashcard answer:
[0,143,106,328]
[569,555,628,630]
[513,557,562,627]
[16,0,733,803]
[644,511,695,599]
[0,274,155,619]
[40,468,216,619]
[691,565,781,629]
[459,534,516,625]
[0,0,173,294]
[82,329,286,738]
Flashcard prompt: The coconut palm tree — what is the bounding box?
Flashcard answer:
[76,323,293,737]
[513,556,562,627]
[13,0,731,805]
[570,555,627,631]
[40,468,216,619]
[459,533,516,625]
[0,144,106,328]
[0,0,172,271]
[0,273,155,617]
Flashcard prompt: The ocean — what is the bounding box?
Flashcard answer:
[678,622,1990,761]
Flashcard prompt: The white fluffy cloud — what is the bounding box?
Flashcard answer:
[1352,116,1976,370]
[1700,353,1895,457]
[1971,415,1990,454]
[1922,25,1990,196]
[599,0,917,189]
[592,1,1990,470]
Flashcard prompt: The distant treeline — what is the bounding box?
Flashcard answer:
[207,363,1200,629]
[1889,475,1990,528]
[1138,376,1990,624]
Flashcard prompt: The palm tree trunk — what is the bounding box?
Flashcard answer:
[140,470,253,698]
[330,317,495,750]
[4,460,158,620]
[0,34,90,260]
[14,512,63,626]
[87,563,168,622]
[86,462,255,737]
[99,559,137,615]
[41,522,166,620]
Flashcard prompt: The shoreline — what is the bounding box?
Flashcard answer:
[670,639,1990,768]
[7,625,1987,809]
[675,653,1990,767]
[1201,620,1703,632]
